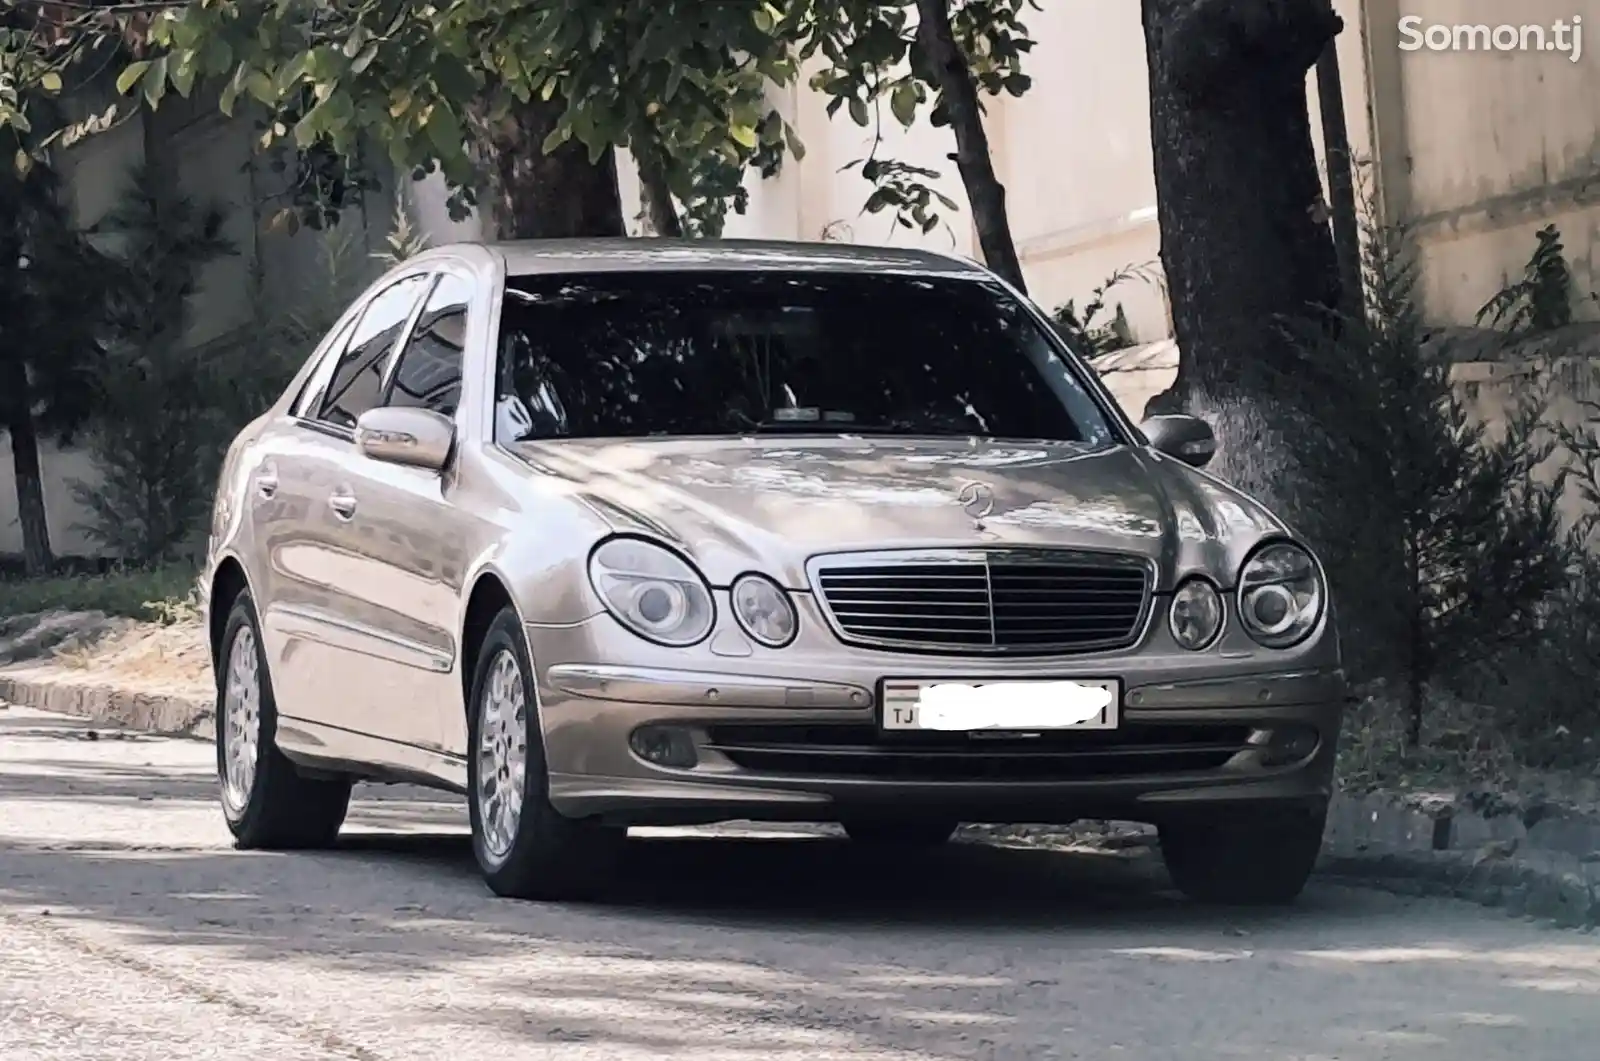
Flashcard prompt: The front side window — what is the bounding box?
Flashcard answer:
[491,270,1118,447]
[385,273,471,418]
[316,273,429,429]
[291,314,359,418]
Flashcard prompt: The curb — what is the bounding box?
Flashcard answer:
[0,669,215,740]
[3,667,1596,925]
[1320,789,1600,928]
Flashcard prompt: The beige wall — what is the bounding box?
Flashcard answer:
[1362,0,1600,324]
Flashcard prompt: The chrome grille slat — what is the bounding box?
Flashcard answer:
[809,548,1153,655]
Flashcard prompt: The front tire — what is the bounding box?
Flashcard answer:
[1158,806,1327,906]
[216,591,351,849]
[466,606,624,900]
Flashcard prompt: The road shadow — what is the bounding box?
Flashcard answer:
[323,826,1198,928]
[4,828,1598,1060]
[5,707,1600,1058]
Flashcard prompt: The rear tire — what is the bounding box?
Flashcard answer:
[466,606,625,901]
[840,817,959,848]
[216,590,351,849]
[1158,806,1326,906]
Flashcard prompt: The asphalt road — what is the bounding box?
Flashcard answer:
[3,704,1598,1061]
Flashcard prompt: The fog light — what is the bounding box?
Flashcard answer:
[1254,725,1320,766]
[629,726,698,768]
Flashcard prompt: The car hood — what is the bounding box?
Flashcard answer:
[504,436,1292,590]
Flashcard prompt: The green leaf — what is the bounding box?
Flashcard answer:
[219,70,243,117]
[13,148,32,176]
[425,104,462,157]
[116,61,152,97]
[351,44,380,75]
[143,57,170,108]
[432,58,479,104]
[38,72,62,95]
[890,82,917,127]
[201,36,234,77]
[847,95,868,127]
[293,114,318,149]
[729,124,757,149]
[171,59,197,99]
[246,70,276,105]
[343,24,372,59]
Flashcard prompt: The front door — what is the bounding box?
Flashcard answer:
[265,271,433,744]
[325,269,478,751]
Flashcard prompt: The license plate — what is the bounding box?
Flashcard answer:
[880,678,1120,732]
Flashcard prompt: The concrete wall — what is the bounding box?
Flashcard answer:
[1361,0,1600,324]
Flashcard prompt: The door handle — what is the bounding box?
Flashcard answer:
[255,465,278,499]
[327,489,358,520]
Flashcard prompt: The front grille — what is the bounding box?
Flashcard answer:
[705,724,1252,782]
[810,549,1152,655]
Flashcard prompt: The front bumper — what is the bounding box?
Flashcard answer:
[527,599,1347,828]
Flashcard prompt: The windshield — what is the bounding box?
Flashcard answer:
[492,269,1120,447]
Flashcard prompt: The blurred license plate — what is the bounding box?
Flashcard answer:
[880,678,1120,732]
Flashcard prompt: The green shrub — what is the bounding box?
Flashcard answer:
[1283,182,1572,748]
[0,563,198,622]
[68,163,234,564]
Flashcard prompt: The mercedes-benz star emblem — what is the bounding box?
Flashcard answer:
[956,481,995,527]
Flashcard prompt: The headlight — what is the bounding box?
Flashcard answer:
[731,573,798,647]
[1169,578,1223,650]
[588,538,715,647]
[1237,541,1324,648]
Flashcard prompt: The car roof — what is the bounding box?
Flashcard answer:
[419,237,995,280]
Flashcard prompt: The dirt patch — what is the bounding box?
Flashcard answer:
[0,612,211,702]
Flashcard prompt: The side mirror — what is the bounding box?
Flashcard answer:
[1140,414,1216,468]
[354,407,455,472]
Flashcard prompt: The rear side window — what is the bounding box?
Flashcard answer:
[385,273,471,418]
[316,274,429,429]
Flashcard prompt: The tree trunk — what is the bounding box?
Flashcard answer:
[478,94,625,240]
[2,359,54,577]
[1316,42,1362,324]
[912,0,1026,292]
[1139,0,1344,515]
[634,142,684,237]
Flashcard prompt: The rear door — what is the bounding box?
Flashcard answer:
[248,312,359,689]
[262,271,432,740]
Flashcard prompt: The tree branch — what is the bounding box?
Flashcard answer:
[911,0,1025,291]
[633,136,683,237]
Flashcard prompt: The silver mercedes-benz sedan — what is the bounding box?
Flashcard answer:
[202,238,1345,905]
